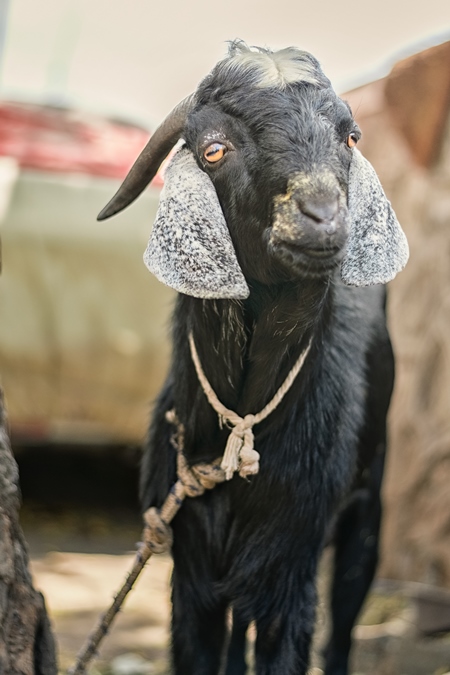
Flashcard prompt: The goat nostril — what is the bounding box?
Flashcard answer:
[324,220,337,235]
[298,199,339,226]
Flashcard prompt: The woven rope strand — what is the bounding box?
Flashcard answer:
[67,543,154,675]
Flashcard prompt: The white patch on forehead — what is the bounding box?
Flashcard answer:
[223,47,320,89]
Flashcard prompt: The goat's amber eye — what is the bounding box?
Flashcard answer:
[346,133,358,148]
[204,143,226,163]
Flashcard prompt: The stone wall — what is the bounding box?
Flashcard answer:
[344,41,450,585]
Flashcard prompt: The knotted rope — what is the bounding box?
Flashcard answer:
[68,411,225,675]
[188,331,311,479]
[142,410,226,555]
[68,334,311,674]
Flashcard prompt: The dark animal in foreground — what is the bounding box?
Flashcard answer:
[99,42,408,675]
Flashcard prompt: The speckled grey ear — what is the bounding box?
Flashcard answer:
[341,148,409,286]
[144,148,249,299]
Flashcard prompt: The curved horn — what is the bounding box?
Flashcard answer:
[97,94,196,220]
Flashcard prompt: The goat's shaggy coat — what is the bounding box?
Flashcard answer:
[100,43,407,675]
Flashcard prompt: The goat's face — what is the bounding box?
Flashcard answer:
[184,80,358,284]
[98,43,408,297]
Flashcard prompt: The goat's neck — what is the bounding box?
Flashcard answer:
[243,278,330,355]
[186,277,332,415]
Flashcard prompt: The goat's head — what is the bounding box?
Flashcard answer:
[98,42,409,298]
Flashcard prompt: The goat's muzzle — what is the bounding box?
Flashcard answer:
[269,171,349,277]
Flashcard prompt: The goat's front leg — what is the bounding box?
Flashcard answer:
[253,569,318,675]
[323,450,384,675]
[171,566,227,675]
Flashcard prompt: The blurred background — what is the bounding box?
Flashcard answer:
[0,0,450,673]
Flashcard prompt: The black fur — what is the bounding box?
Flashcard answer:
[140,47,394,675]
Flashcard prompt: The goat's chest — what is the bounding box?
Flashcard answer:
[214,352,367,534]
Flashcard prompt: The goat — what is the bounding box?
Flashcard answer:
[98,42,408,675]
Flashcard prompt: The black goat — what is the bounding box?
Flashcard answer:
[99,43,408,675]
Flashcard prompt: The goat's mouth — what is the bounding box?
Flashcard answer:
[295,245,341,259]
[269,238,345,278]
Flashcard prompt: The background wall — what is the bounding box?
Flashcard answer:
[345,41,450,585]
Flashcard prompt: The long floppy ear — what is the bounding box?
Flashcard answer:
[144,147,250,299]
[341,148,409,286]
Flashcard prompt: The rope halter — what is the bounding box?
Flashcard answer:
[188,331,311,480]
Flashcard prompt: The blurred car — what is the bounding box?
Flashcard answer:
[0,101,174,446]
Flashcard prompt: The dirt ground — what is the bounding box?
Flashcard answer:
[31,549,172,674]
